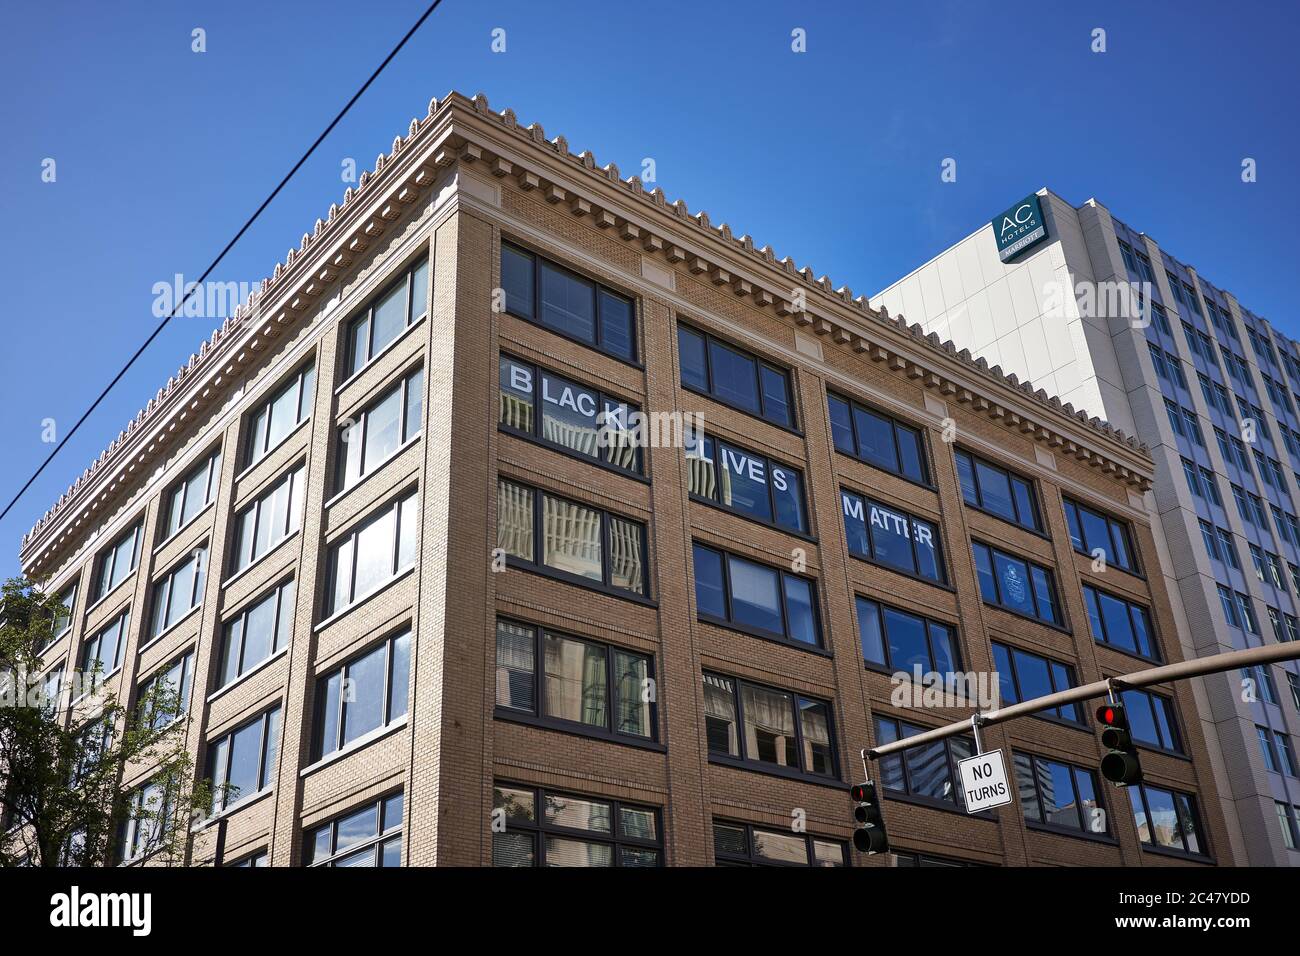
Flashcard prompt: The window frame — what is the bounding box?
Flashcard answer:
[343,257,431,379]
[136,648,195,731]
[217,578,295,689]
[497,478,652,603]
[1062,496,1140,576]
[206,704,281,815]
[243,362,316,468]
[712,819,848,867]
[312,629,411,761]
[840,487,947,585]
[334,364,424,493]
[692,542,823,651]
[77,610,130,698]
[229,463,305,574]
[827,390,929,485]
[501,242,639,364]
[970,540,1064,629]
[493,619,659,747]
[857,595,961,678]
[873,714,979,813]
[163,448,222,541]
[703,671,839,783]
[1119,687,1185,756]
[1013,751,1111,841]
[990,640,1085,727]
[307,791,404,868]
[1083,583,1162,663]
[1128,783,1209,860]
[491,782,663,868]
[686,432,810,536]
[497,352,645,477]
[148,544,208,639]
[953,447,1043,533]
[325,488,419,616]
[677,322,796,430]
[93,522,142,603]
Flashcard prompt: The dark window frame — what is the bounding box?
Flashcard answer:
[692,542,824,651]
[703,671,839,783]
[990,640,1085,727]
[954,447,1043,533]
[501,242,639,364]
[1063,496,1141,576]
[493,619,660,747]
[856,595,961,677]
[840,486,947,585]
[1014,751,1112,842]
[677,322,796,430]
[497,478,652,604]
[497,352,645,477]
[491,782,663,867]
[687,432,810,537]
[874,714,982,815]
[1128,782,1210,860]
[827,390,930,485]
[970,540,1065,629]
[1083,583,1162,663]
[712,819,848,867]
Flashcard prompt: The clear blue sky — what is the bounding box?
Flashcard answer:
[1,0,1297,577]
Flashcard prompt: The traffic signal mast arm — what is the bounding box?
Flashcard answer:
[866,639,1300,760]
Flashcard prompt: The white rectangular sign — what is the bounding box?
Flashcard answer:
[957,749,1013,814]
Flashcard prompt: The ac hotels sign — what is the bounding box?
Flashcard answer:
[992,193,1048,262]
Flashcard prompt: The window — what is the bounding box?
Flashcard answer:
[686,433,806,533]
[1257,726,1298,777]
[313,630,411,760]
[1063,498,1137,573]
[499,354,642,473]
[149,545,207,637]
[1128,784,1206,857]
[1014,753,1106,835]
[245,363,315,466]
[857,597,958,677]
[219,580,295,687]
[971,542,1060,625]
[841,489,944,582]
[136,651,194,731]
[227,851,268,868]
[230,464,305,573]
[492,784,661,867]
[308,792,403,867]
[1120,688,1183,753]
[336,367,423,490]
[165,450,222,538]
[207,705,280,813]
[827,392,927,483]
[678,324,792,427]
[1083,585,1160,660]
[991,642,1083,723]
[502,244,636,362]
[1288,672,1300,712]
[345,257,430,376]
[78,611,129,695]
[1218,528,1240,569]
[893,851,983,867]
[120,780,170,863]
[713,821,846,867]
[704,672,836,778]
[495,620,654,741]
[93,522,142,602]
[326,490,419,614]
[1276,803,1298,851]
[874,715,974,809]
[954,449,1040,531]
[693,543,820,647]
[497,479,646,598]
[43,583,76,651]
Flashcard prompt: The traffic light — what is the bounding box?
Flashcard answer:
[1096,702,1143,786]
[850,781,889,854]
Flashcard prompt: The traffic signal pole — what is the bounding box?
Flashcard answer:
[865,638,1300,760]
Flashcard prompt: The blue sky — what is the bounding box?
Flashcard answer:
[1,0,1296,577]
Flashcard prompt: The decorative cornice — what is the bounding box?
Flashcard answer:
[20,91,1152,577]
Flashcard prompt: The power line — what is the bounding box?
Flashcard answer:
[1,0,447,528]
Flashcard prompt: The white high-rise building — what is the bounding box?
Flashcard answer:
[874,189,1300,865]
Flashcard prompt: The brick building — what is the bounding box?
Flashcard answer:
[15,94,1231,867]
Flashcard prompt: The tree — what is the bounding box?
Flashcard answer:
[0,577,222,867]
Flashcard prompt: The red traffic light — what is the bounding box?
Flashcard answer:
[850,782,875,803]
[1097,705,1117,725]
